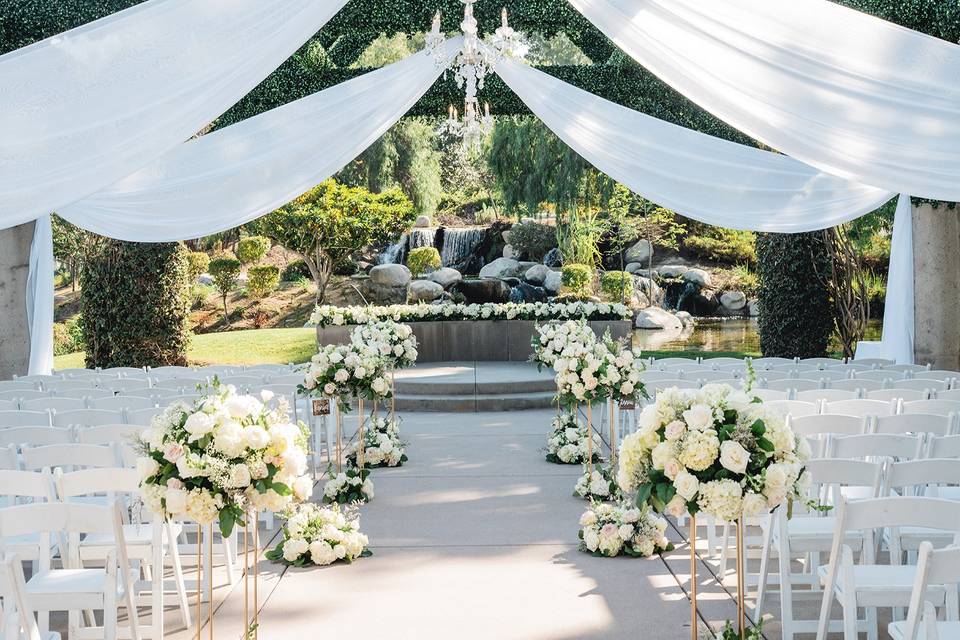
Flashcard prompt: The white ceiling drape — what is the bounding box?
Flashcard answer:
[566,0,960,201]
[495,57,895,232]
[0,0,349,227]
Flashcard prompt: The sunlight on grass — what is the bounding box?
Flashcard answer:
[54,327,317,369]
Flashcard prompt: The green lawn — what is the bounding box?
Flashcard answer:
[54,327,318,370]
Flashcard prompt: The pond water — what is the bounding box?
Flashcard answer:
[633,317,884,354]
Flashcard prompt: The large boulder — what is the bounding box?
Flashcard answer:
[658,265,689,278]
[625,262,652,276]
[509,282,549,303]
[408,279,444,302]
[675,311,695,329]
[719,290,747,311]
[524,264,551,285]
[426,267,462,289]
[624,239,652,264]
[748,299,760,317]
[479,257,521,279]
[543,270,562,294]
[503,244,520,259]
[631,291,650,308]
[450,278,512,304]
[635,307,684,331]
[634,276,662,302]
[413,215,431,228]
[542,247,563,268]
[369,264,411,287]
[683,268,712,287]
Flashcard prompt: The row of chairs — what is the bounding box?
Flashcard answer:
[0,407,162,429]
[648,355,944,372]
[1,371,304,394]
[641,368,958,391]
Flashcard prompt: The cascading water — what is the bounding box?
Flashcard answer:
[440,227,486,268]
[408,228,436,249]
[378,234,407,264]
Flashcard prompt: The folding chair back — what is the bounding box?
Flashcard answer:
[866,388,928,403]
[51,408,124,428]
[822,398,896,418]
[893,542,960,640]
[902,399,960,417]
[874,413,954,437]
[829,433,925,460]
[21,443,119,471]
[928,435,960,458]
[21,397,87,412]
[76,424,146,446]
[764,399,819,418]
[749,388,789,402]
[0,410,50,427]
[125,406,163,426]
[0,426,73,447]
[832,378,882,393]
[884,459,960,497]
[789,414,865,438]
[88,395,156,411]
[795,389,858,404]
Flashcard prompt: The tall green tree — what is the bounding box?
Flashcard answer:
[51,215,91,291]
[248,180,415,302]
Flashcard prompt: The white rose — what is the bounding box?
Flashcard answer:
[334,369,349,383]
[663,458,683,481]
[165,487,188,515]
[137,457,159,481]
[664,420,686,441]
[666,494,688,518]
[183,412,216,441]
[292,476,313,501]
[651,442,675,471]
[682,404,713,431]
[244,425,271,450]
[618,524,634,541]
[282,538,309,562]
[227,463,251,488]
[742,492,767,517]
[583,528,600,551]
[673,471,700,501]
[719,440,750,475]
[579,511,597,526]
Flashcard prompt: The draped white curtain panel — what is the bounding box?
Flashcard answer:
[24,40,460,374]
[567,0,960,202]
[0,0,349,228]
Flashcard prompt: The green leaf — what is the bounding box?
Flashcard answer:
[757,437,775,453]
[219,510,235,538]
[271,482,292,496]
[750,420,766,436]
[635,483,653,506]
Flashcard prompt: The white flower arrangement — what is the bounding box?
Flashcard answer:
[531,319,597,368]
[617,384,812,522]
[578,500,673,558]
[574,463,620,501]
[136,383,312,536]
[546,410,602,464]
[345,416,408,468]
[302,341,393,411]
[349,320,418,369]
[309,301,631,327]
[266,503,371,567]
[322,466,375,505]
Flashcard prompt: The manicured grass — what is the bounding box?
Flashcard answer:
[644,349,760,360]
[54,327,318,370]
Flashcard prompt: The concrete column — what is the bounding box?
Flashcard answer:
[912,203,960,369]
[0,222,34,380]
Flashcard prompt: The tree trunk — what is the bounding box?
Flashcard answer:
[302,248,333,304]
[222,292,230,326]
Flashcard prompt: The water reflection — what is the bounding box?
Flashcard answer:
[633,318,883,354]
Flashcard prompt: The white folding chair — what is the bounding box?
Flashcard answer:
[51,409,124,428]
[219,376,266,393]
[796,389,859,404]
[105,367,148,378]
[789,414,867,439]
[125,407,163,427]
[705,357,747,368]
[883,459,960,556]
[0,410,51,427]
[88,396,156,412]
[100,379,153,394]
[651,381,700,394]
[649,357,700,369]
[640,371,690,382]
[928,435,960,459]
[54,388,114,401]
[853,358,896,367]
[765,399,820,418]
[755,458,884,639]
[161,394,201,407]
[921,371,960,383]
[145,366,192,378]
[867,388,930,403]
[0,381,38,392]
[146,388,181,400]
[13,375,61,389]
[854,370,902,384]
[76,425,146,466]
[888,543,960,640]
[939,389,960,401]
[817,370,854,382]
[759,371,796,382]
[0,553,59,640]
[44,380,101,393]
[0,501,141,640]
[893,379,950,393]
[150,377,207,392]
[815,497,960,640]
[697,377,741,386]
[823,398,897,418]
[750,388,789,402]
[21,443,120,472]
[246,364,292,374]
[800,358,844,367]
[0,389,51,404]
[0,427,74,448]
[194,366,238,379]
[752,357,797,369]
[833,379,883,393]
[0,444,19,470]
[829,433,926,461]
[902,400,960,417]
[881,364,931,374]
[875,414,955,437]
[771,379,823,394]
[265,373,308,386]
[0,399,18,411]
[21,397,87,412]
[55,468,191,633]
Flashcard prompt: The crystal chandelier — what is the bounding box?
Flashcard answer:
[427,1,528,150]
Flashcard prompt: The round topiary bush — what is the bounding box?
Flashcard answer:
[185,251,210,281]
[561,263,594,298]
[600,270,633,303]
[407,246,441,277]
[281,259,311,282]
[236,235,271,265]
[247,265,280,298]
[208,252,242,323]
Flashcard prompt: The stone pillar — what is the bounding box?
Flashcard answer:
[912,203,960,369]
[0,222,35,379]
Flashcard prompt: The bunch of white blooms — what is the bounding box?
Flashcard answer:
[345,416,408,468]
[350,320,418,369]
[574,463,620,501]
[137,383,312,536]
[578,501,672,558]
[322,466,375,505]
[616,384,810,522]
[545,410,602,464]
[266,503,371,567]
[531,320,597,368]
[302,341,392,410]
[308,301,632,327]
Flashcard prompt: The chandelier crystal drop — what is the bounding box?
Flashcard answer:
[427,0,527,150]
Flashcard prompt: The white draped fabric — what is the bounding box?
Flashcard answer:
[0,0,349,227]
[854,194,915,363]
[23,41,459,374]
[495,57,895,232]
[567,0,960,201]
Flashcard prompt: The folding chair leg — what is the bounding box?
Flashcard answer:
[866,607,878,640]
[754,516,773,623]
[167,523,192,628]
[840,546,859,640]
[778,536,796,640]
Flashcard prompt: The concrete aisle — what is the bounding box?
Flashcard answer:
[251,409,726,640]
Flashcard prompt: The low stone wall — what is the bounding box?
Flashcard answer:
[316,320,632,362]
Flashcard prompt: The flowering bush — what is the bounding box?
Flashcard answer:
[302,342,392,411]
[578,501,673,558]
[266,503,371,567]
[309,301,631,327]
[136,384,312,536]
[617,384,811,522]
[574,463,620,501]
[322,466,375,505]
[345,416,408,468]
[546,410,602,464]
[349,320,418,369]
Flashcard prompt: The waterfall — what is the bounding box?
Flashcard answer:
[378,234,407,264]
[408,228,436,249]
[440,227,486,267]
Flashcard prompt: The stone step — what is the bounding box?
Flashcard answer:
[394,376,555,396]
[394,391,556,412]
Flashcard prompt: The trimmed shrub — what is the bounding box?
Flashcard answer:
[561,263,594,298]
[208,253,242,322]
[600,271,633,302]
[236,235,271,265]
[407,246,441,277]
[80,241,190,368]
[247,265,280,298]
[683,229,757,264]
[185,251,209,281]
[756,233,834,358]
[189,284,212,310]
[281,259,311,282]
[508,221,556,261]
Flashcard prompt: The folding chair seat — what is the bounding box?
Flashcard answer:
[0,553,60,640]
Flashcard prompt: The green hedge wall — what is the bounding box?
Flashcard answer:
[80,240,190,368]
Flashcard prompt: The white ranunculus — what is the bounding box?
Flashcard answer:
[227,464,251,488]
[719,440,750,475]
